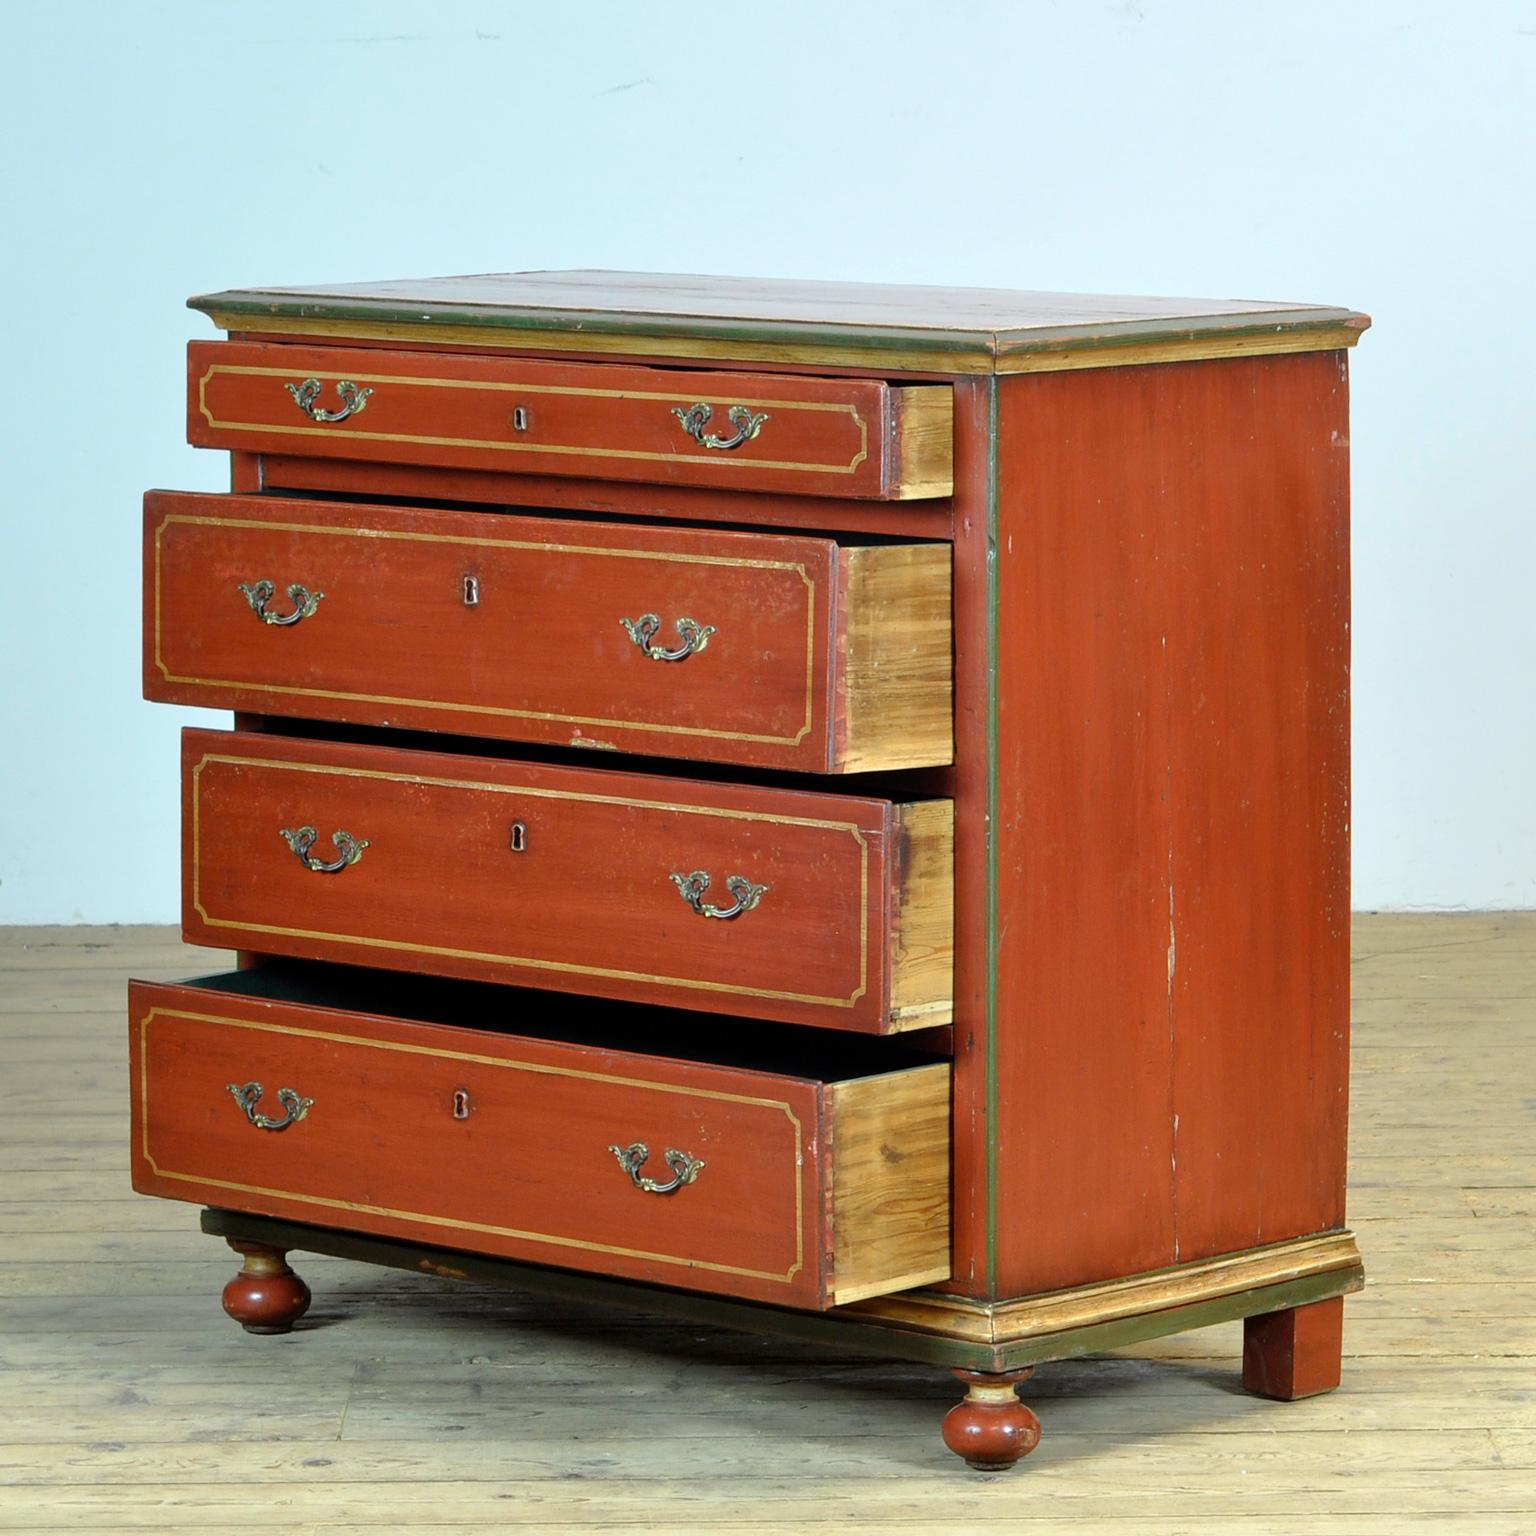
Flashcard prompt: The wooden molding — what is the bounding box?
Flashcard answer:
[992,323,1365,374]
[193,273,1370,377]
[196,1207,1366,1374]
[207,310,1366,376]
[843,1231,1364,1344]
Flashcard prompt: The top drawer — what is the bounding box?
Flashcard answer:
[188,341,953,501]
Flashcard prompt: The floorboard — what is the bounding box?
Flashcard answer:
[0,916,1531,1529]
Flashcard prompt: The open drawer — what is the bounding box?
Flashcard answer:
[145,490,953,773]
[129,964,952,1309]
[188,340,953,500]
[181,728,953,1034]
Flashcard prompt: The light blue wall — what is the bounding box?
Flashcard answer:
[2,0,1531,919]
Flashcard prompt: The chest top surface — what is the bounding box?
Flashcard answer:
[190,269,1369,374]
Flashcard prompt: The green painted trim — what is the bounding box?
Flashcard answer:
[187,290,1369,366]
[989,310,1369,357]
[198,1208,1361,1376]
[984,378,1002,1295]
[992,1268,1365,1371]
[187,294,995,359]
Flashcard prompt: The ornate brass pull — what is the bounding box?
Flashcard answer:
[670,870,768,920]
[672,401,769,451]
[619,613,716,661]
[227,1081,314,1131]
[237,580,324,626]
[286,376,373,422]
[609,1141,705,1194]
[280,825,369,873]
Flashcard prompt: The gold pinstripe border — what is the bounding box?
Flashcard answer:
[190,752,872,1009]
[138,1006,807,1283]
[196,364,870,475]
[153,511,820,748]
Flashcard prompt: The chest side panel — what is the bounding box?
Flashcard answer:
[991,352,1352,1295]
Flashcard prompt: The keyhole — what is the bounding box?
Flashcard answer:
[462,574,480,607]
[452,1089,471,1120]
[510,822,527,853]
[511,406,529,432]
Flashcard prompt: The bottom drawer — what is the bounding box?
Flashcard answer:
[129,965,951,1309]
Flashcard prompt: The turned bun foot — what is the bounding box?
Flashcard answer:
[221,1239,311,1334]
[941,1367,1042,1471]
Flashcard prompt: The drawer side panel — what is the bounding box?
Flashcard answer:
[825,1063,952,1304]
[833,543,954,773]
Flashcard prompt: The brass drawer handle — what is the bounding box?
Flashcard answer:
[609,1141,705,1194]
[238,580,324,626]
[670,870,768,920]
[285,376,373,422]
[619,613,716,661]
[280,825,370,873]
[227,1081,314,1131]
[672,401,769,451]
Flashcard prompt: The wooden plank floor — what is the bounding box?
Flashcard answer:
[1,916,1532,1532]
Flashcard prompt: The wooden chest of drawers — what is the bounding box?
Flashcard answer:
[132,270,1369,1470]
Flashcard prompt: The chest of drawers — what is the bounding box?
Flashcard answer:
[131,271,1368,1470]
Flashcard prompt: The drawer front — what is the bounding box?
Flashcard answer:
[181,730,953,1033]
[144,491,953,774]
[128,978,952,1307]
[188,341,953,500]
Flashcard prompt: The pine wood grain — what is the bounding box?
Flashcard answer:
[825,1065,952,1304]
[834,544,954,774]
[886,800,956,1029]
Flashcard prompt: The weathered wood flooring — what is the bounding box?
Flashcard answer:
[1,916,1532,1532]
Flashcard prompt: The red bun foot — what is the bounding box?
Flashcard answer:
[941,1367,1042,1471]
[221,1239,312,1335]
